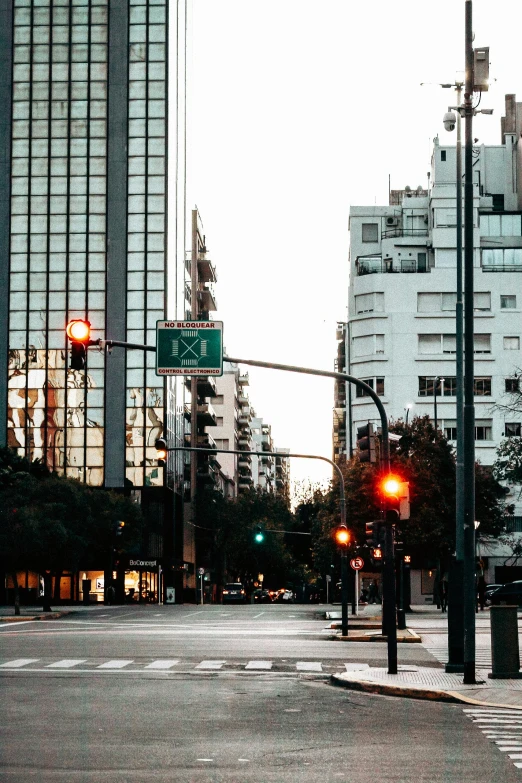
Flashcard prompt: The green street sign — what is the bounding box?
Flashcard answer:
[156,320,223,376]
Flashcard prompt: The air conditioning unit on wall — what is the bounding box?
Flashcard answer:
[386,216,399,227]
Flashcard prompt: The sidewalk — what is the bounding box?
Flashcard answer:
[329,604,522,709]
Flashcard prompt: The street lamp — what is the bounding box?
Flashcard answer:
[404,404,413,425]
[433,377,444,430]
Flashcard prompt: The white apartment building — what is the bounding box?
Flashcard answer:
[345,94,521,582]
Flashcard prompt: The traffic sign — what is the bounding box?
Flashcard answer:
[156,320,223,376]
[350,557,364,571]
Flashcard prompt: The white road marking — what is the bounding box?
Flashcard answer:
[296,661,322,672]
[245,661,272,670]
[253,613,265,619]
[0,658,39,668]
[195,660,226,669]
[0,621,39,629]
[144,660,180,669]
[47,659,87,668]
[97,660,134,669]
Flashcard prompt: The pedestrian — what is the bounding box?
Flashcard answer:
[360,587,369,604]
[438,575,448,613]
[477,575,486,611]
[368,580,380,605]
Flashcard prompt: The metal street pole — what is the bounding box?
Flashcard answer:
[463,0,476,685]
[447,80,466,673]
[434,377,439,430]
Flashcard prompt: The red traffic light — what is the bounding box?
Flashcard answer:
[372,547,383,560]
[66,319,91,343]
[334,526,350,547]
[381,475,401,497]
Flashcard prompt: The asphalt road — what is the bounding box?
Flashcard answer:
[1,604,520,782]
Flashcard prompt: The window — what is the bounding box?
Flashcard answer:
[505,423,521,437]
[474,292,491,311]
[483,248,522,269]
[215,417,224,427]
[474,378,491,396]
[444,421,457,441]
[475,421,493,441]
[419,377,456,397]
[214,438,229,450]
[501,295,517,309]
[436,208,457,226]
[356,377,385,398]
[441,151,447,162]
[505,378,520,393]
[213,395,224,405]
[362,223,378,243]
[419,377,435,397]
[355,292,384,314]
[441,292,457,311]
[352,334,385,357]
[474,334,491,353]
[504,337,520,350]
[481,214,522,237]
[443,334,456,353]
[418,293,441,312]
[419,334,441,354]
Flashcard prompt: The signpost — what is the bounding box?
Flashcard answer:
[156,320,223,376]
[350,558,364,616]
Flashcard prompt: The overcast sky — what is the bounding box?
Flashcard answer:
[187,0,522,495]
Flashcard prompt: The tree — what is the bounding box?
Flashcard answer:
[492,367,522,416]
[493,437,522,488]
[0,447,143,613]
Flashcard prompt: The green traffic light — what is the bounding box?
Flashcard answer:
[254,530,264,543]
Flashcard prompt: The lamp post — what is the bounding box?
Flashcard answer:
[404,404,413,424]
[433,377,444,430]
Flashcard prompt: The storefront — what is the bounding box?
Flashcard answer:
[79,559,162,604]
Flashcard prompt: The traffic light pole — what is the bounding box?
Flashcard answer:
[89,340,396,673]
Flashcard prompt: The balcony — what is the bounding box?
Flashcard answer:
[198,284,217,312]
[238,413,250,426]
[196,375,217,398]
[239,373,249,386]
[197,255,217,283]
[196,402,217,426]
[238,436,251,449]
[381,227,429,240]
[356,256,429,276]
[238,458,252,471]
[197,433,217,451]
[237,394,249,406]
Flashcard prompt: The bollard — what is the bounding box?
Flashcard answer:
[488,605,522,679]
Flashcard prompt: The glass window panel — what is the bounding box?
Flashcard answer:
[9,330,27,346]
[128,253,145,271]
[148,157,165,176]
[147,214,164,233]
[13,101,30,119]
[14,26,31,44]
[128,271,145,290]
[30,253,47,271]
[130,43,147,62]
[147,253,164,270]
[32,63,50,82]
[130,6,147,23]
[129,62,147,81]
[69,195,88,214]
[10,255,28,273]
[88,234,105,252]
[89,177,106,194]
[147,272,164,290]
[48,234,66,251]
[127,329,144,344]
[69,215,87,233]
[474,334,491,353]
[32,178,49,196]
[147,195,164,213]
[127,369,145,387]
[129,214,145,232]
[49,254,66,271]
[11,215,28,233]
[146,291,163,311]
[14,45,31,63]
[129,99,146,119]
[146,368,157,386]
[89,215,105,232]
[128,310,144,330]
[129,24,147,42]
[128,196,145,214]
[128,175,146,194]
[69,177,87,195]
[129,82,146,100]
[13,64,31,81]
[128,233,145,252]
[11,158,29,177]
[129,118,146,136]
[48,272,66,291]
[147,176,164,194]
[88,273,105,291]
[148,119,165,136]
[10,312,27,330]
[11,235,29,253]
[70,100,87,119]
[70,119,88,137]
[128,291,145,309]
[91,25,107,44]
[488,214,501,235]
[30,216,48,234]
[29,273,46,292]
[128,138,146,156]
[69,272,86,290]
[90,63,107,82]
[49,197,66,215]
[49,291,66,310]
[148,43,165,61]
[11,177,29,196]
[90,100,106,119]
[70,138,88,156]
[147,234,164,252]
[69,253,86,271]
[89,195,106,213]
[69,234,87,251]
[148,100,165,118]
[10,291,27,311]
[12,119,30,138]
[147,310,163,329]
[48,311,66,330]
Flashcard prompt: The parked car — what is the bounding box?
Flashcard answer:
[484,584,502,604]
[222,583,246,603]
[275,589,294,603]
[489,581,522,606]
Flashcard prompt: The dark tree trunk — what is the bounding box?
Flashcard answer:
[42,573,52,612]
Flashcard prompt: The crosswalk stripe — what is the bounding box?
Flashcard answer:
[296,661,323,672]
[47,659,86,669]
[195,660,226,669]
[0,659,39,668]
[144,660,180,669]
[97,660,133,669]
[245,661,272,670]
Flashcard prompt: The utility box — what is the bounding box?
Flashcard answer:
[488,605,522,679]
[473,47,490,92]
[165,587,175,604]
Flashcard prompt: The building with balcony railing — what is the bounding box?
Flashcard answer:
[343,93,522,584]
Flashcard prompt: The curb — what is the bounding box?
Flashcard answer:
[330,674,522,709]
[329,631,421,644]
[0,611,70,623]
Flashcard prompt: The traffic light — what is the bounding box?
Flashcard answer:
[114,521,125,537]
[333,525,350,548]
[381,474,402,524]
[254,526,265,543]
[66,319,91,370]
[372,547,383,563]
[365,520,380,547]
[356,423,377,463]
[155,438,167,465]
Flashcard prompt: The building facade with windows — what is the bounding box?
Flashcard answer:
[337,94,522,578]
[0,0,192,602]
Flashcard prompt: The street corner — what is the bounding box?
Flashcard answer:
[330,667,465,704]
[329,628,422,643]
[0,611,70,623]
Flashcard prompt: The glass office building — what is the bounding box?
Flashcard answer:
[0,0,190,595]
